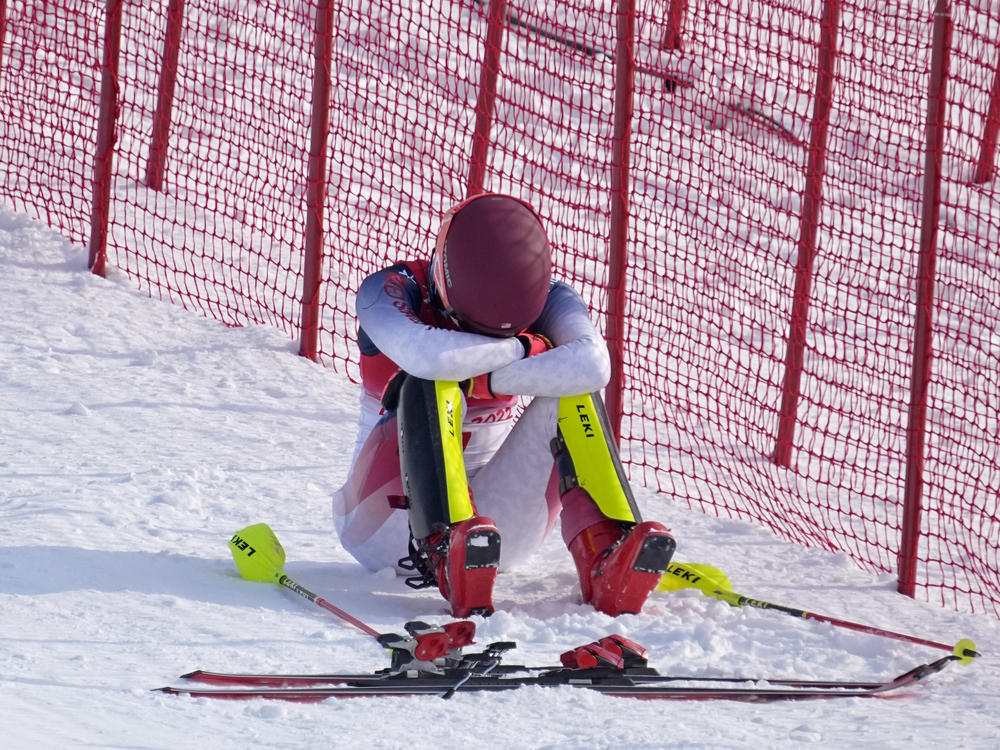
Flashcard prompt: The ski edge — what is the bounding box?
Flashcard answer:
[158,655,957,702]
[179,667,885,691]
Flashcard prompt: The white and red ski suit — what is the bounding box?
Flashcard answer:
[332,258,611,572]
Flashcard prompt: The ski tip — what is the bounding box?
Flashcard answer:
[953,638,980,664]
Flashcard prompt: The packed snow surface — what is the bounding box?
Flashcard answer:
[2,211,998,748]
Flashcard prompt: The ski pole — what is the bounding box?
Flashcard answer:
[228,522,381,638]
[659,561,979,663]
[227,523,475,662]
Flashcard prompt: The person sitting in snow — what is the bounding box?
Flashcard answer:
[333,193,675,618]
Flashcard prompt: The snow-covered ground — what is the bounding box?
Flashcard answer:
[2,209,998,748]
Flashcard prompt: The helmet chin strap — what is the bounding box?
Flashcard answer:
[427,283,458,329]
[428,274,494,335]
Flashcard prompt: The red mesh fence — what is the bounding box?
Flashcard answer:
[922,1,1000,611]
[1,0,998,615]
[1,2,101,244]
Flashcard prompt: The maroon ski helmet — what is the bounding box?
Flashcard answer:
[430,194,552,337]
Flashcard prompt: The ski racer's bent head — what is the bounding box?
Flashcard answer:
[429,194,552,338]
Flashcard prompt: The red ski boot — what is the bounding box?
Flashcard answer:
[409,516,501,618]
[441,516,501,617]
[567,518,675,616]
